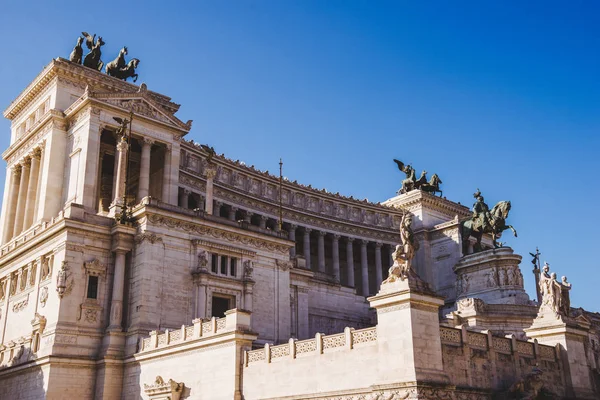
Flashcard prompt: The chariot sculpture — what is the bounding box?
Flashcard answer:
[393,159,442,196]
[69,33,140,82]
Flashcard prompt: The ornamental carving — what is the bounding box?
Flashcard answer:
[135,232,163,244]
[84,258,106,278]
[144,376,185,400]
[276,260,292,271]
[39,287,49,308]
[12,296,29,313]
[148,214,290,254]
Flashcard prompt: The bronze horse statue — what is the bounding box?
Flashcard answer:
[69,36,84,64]
[82,32,105,71]
[419,173,442,197]
[105,46,128,77]
[461,200,517,254]
[108,58,140,82]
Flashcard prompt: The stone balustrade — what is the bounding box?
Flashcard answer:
[139,315,229,352]
[245,326,377,366]
[439,325,558,361]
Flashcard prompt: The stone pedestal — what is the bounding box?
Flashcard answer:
[454,247,529,305]
[525,312,595,399]
[369,278,449,386]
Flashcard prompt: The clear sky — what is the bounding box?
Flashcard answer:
[0,1,598,311]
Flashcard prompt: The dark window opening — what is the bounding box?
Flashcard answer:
[220,255,228,274]
[87,276,99,299]
[212,295,231,318]
[211,254,218,273]
[230,258,237,277]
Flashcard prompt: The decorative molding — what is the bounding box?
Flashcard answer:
[143,376,185,400]
[12,295,29,313]
[39,286,49,308]
[135,232,163,244]
[84,258,107,278]
[147,213,290,254]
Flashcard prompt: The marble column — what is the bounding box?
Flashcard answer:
[13,158,31,237]
[205,165,217,215]
[317,231,326,273]
[360,240,369,296]
[244,211,253,224]
[197,284,207,319]
[346,237,355,287]
[228,206,238,221]
[112,138,128,205]
[161,145,171,203]
[137,138,153,201]
[303,228,312,270]
[288,224,297,258]
[23,149,41,230]
[108,250,127,331]
[2,166,22,244]
[259,215,268,229]
[375,242,383,289]
[332,234,340,282]
[180,189,190,208]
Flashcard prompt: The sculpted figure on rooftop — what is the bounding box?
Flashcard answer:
[393,159,442,196]
[383,213,420,283]
[106,46,140,82]
[460,189,517,253]
[69,36,84,64]
[538,263,572,317]
[82,32,105,71]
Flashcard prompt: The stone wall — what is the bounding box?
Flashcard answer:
[439,326,565,396]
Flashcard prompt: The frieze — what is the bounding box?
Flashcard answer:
[54,334,78,345]
[135,232,163,244]
[147,214,290,254]
[192,239,256,257]
[12,295,29,313]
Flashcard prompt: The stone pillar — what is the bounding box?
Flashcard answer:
[13,158,31,237]
[109,250,127,331]
[181,189,191,209]
[137,138,153,201]
[360,240,369,296]
[317,231,326,273]
[259,215,268,230]
[369,279,448,387]
[288,224,297,258]
[332,234,340,282]
[375,242,383,288]
[161,145,171,202]
[525,314,595,398]
[244,281,255,313]
[112,137,129,206]
[228,206,238,221]
[2,166,21,244]
[23,149,41,230]
[303,228,312,270]
[111,134,120,200]
[205,164,217,215]
[244,211,253,224]
[346,237,355,287]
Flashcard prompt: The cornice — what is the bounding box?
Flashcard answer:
[383,190,471,219]
[4,58,181,120]
[181,139,399,213]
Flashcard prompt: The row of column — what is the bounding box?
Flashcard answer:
[178,187,394,297]
[295,226,392,296]
[2,145,44,244]
[106,134,171,208]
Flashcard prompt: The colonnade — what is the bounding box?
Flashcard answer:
[178,187,395,297]
[1,145,44,244]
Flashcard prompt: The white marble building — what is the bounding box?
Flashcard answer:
[0,57,598,399]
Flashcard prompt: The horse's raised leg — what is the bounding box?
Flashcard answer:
[508,225,518,237]
[133,74,138,83]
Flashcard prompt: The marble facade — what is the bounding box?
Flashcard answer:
[0,58,598,399]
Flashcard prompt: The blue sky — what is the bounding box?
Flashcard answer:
[1,1,598,311]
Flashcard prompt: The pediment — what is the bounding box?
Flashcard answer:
[92,89,192,132]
